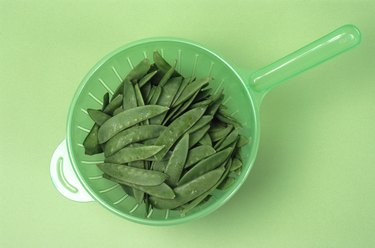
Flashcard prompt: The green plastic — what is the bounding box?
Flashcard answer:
[66,24,361,225]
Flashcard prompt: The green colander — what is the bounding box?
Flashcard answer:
[50,25,361,225]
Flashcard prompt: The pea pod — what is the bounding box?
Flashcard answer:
[112,59,150,99]
[154,106,206,161]
[184,145,216,168]
[123,79,137,110]
[188,115,213,133]
[217,177,235,190]
[128,161,145,203]
[230,158,243,171]
[83,94,111,154]
[215,129,239,151]
[103,94,123,114]
[216,111,241,128]
[194,89,212,102]
[112,178,175,200]
[141,82,152,101]
[83,124,102,155]
[165,133,189,187]
[191,88,222,108]
[206,94,223,116]
[104,125,166,156]
[189,124,210,148]
[198,133,212,146]
[178,147,232,185]
[112,107,123,115]
[162,103,182,126]
[172,77,191,106]
[157,77,182,105]
[237,135,250,147]
[150,77,182,124]
[149,86,162,105]
[209,125,233,142]
[102,92,110,110]
[97,163,167,186]
[105,145,165,164]
[172,77,210,107]
[159,61,176,87]
[98,105,169,143]
[87,109,111,126]
[139,70,158,88]
[169,89,200,122]
[181,159,232,214]
[146,86,156,104]
[153,51,172,74]
[149,166,225,209]
[120,184,135,197]
[151,160,168,172]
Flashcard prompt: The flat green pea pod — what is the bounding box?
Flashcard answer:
[103,94,123,114]
[83,93,111,155]
[112,107,123,115]
[97,163,167,186]
[83,124,102,155]
[106,173,175,199]
[189,125,210,148]
[102,92,110,109]
[184,145,216,168]
[172,77,191,106]
[198,133,212,146]
[159,61,176,87]
[172,77,210,107]
[232,167,242,177]
[143,137,157,146]
[162,103,182,125]
[151,160,168,172]
[105,145,165,164]
[194,89,212,102]
[188,115,213,133]
[123,79,137,110]
[215,129,239,151]
[206,94,223,116]
[169,89,200,122]
[127,161,145,203]
[134,83,145,106]
[153,51,171,74]
[104,125,166,156]
[154,106,206,161]
[87,109,111,126]
[149,86,162,105]
[215,109,242,128]
[139,70,158,88]
[237,135,250,147]
[230,158,243,171]
[150,77,182,125]
[165,133,189,187]
[112,59,150,99]
[98,105,169,143]
[217,176,235,190]
[149,166,225,209]
[145,86,156,104]
[209,125,233,142]
[141,82,152,101]
[191,88,223,108]
[181,159,232,215]
[178,147,232,185]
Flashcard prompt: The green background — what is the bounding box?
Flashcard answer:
[1,0,374,247]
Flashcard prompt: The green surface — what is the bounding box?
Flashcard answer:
[1,0,374,247]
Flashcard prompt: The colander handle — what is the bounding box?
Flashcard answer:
[50,139,94,202]
[249,24,361,94]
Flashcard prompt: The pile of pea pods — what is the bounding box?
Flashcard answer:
[83,51,248,214]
